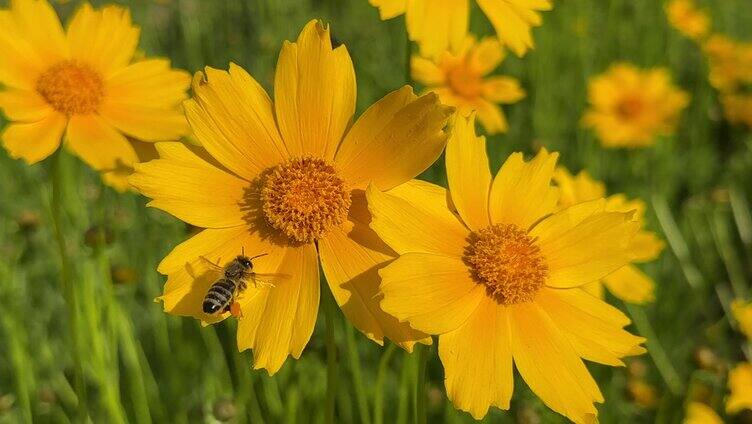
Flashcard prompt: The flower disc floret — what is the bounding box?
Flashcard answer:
[464,223,548,305]
[261,157,351,243]
[36,60,105,115]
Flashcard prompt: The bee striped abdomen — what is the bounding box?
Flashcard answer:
[202,278,237,314]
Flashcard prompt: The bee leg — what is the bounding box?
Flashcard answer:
[230,302,243,318]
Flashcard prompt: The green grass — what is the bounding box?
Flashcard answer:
[1,0,752,422]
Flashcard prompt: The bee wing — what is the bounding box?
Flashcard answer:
[186,257,224,280]
[247,272,291,288]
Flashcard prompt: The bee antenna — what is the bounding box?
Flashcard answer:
[248,253,268,261]
[241,246,245,256]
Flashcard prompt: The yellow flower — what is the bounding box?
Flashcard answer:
[665,0,711,41]
[582,63,689,148]
[411,36,525,135]
[727,363,752,414]
[366,115,645,422]
[627,379,659,410]
[130,20,453,374]
[703,35,752,93]
[553,167,664,304]
[684,402,723,424]
[720,94,752,128]
[732,299,752,340]
[0,0,190,190]
[369,0,552,57]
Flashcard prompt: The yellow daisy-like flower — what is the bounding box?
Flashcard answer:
[130,20,453,374]
[727,363,752,414]
[582,63,689,148]
[720,94,752,127]
[411,36,525,135]
[366,115,646,422]
[553,167,665,304]
[703,35,752,93]
[369,0,552,57]
[684,402,723,424]
[732,299,752,340]
[665,0,711,42]
[0,0,190,190]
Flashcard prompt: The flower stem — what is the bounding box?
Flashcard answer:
[50,150,88,422]
[404,27,411,85]
[345,323,371,424]
[323,287,339,424]
[373,343,396,424]
[415,344,430,424]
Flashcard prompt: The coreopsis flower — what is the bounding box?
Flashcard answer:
[727,363,752,414]
[703,35,752,93]
[553,167,664,304]
[732,299,752,340]
[411,37,525,134]
[366,114,645,422]
[582,63,689,148]
[665,0,711,41]
[684,402,723,424]
[369,0,552,57]
[0,0,190,190]
[130,20,452,374]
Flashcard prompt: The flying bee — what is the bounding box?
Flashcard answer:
[200,251,288,317]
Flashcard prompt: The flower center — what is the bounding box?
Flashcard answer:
[447,65,483,99]
[260,157,351,244]
[464,224,548,305]
[36,60,104,115]
[616,96,644,120]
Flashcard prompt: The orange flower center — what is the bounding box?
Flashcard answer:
[260,157,351,244]
[36,60,104,115]
[464,224,548,305]
[616,96,645,120]
[447,65,483,99]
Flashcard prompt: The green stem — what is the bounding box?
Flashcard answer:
[345,324,371,424]
[323,289,339,424]
[374,343,396,424]
[625,304,685,395]
[50,150,88,422]
[404,27,411,85]
[415,345,429,424]
[652,195,705,291]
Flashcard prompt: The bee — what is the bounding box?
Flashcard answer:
[200,251,288,317]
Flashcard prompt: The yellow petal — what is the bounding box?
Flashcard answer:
[630,231,665,262]
[130,142,250,229]
[531,200,640,288]
[99,103,188,142]
[274,20,355,161]
[406,0,469,57]
[410,56,445,86]
[553,167,605,208]
[602,265,656,304]
[731,299,752,341]
[380,252,485,334]
[468,37,505,75]
[369,0,407,19]
[248,244,320,374]
[536,288,646,366]
[582,281,605,299]
[336,87,452,190]
[105,59,190,109]
[483,76,526,103]
[439,298,512,419]
[489,149,560,229]
[64,114,137,171]
[476,0,552,57]
[6,0,67,68]
[0,89,53,121]
[187,65,288,180]
[67,4,139,76]
[726,362,752,414]
[685,402,723,424]
[475,99,509,135]
[509,301,602,424]
[446,113,492,230]
[0,9,46,89]
[1,111,65,164]
[319,192,429,349]
[366,179,469,256]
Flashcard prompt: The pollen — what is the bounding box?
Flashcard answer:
[261,157,351,244]
[616,96,645,120]
[464,224,548,305]
[36,60,105,115]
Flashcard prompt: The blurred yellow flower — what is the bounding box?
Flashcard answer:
[727,363,752,414]
[703,35,752,93]
[367,114,645,422]
[732,299,752,340]
[369,0,552,57]
[627,379,660,410]
[684,402,723,424]
[412,37,525,134]
[0,0,190,190]
[553,167,664,304]
[130,20,452,374]
[720,94,752,127]
[665,0,711,41]
[583,63,689,148]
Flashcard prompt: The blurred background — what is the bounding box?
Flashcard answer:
[1,0,751,422]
